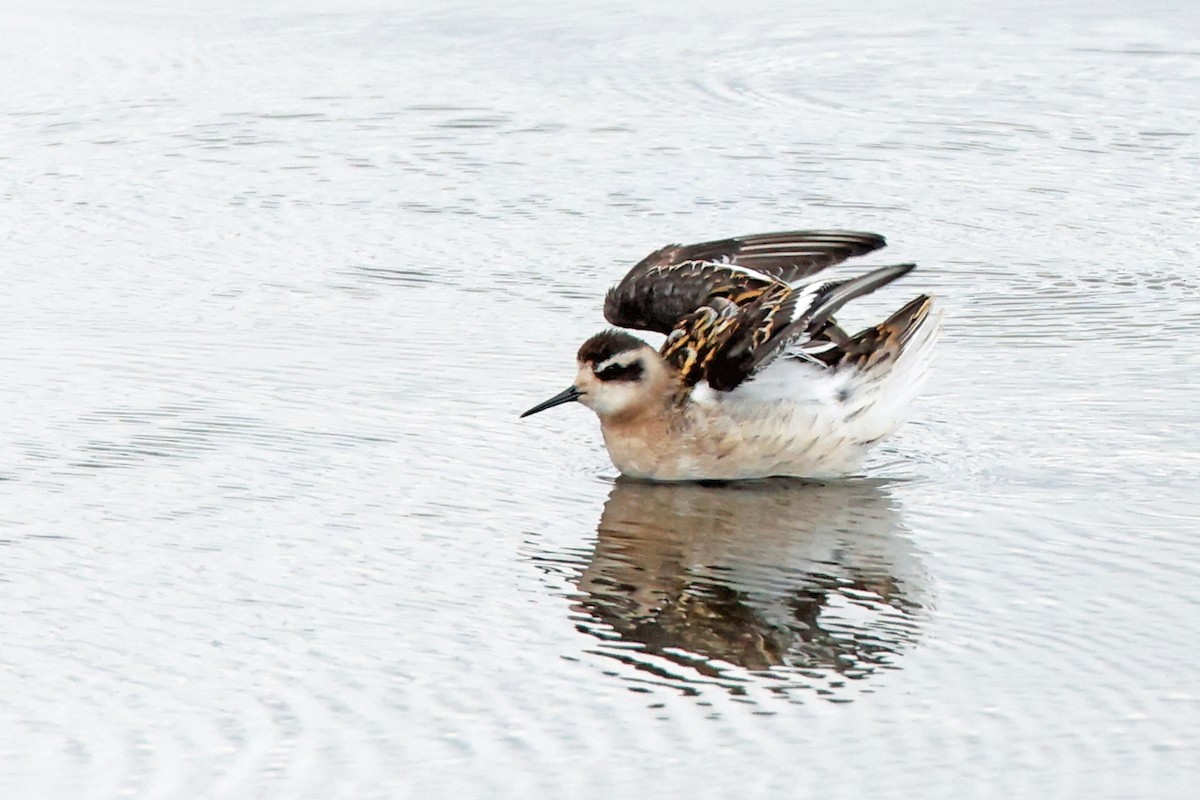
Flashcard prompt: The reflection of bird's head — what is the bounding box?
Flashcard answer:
[520,330,671,421]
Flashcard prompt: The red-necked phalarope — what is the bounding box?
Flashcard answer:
[521,230,942,481]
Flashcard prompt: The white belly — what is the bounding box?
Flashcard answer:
[600,360,918,482]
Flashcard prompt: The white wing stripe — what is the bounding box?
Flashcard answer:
[658,260,778,284]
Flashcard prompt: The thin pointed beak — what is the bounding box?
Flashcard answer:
[520,386,583,418]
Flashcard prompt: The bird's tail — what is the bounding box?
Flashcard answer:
[842,294,940,370]
[813,295,942,446]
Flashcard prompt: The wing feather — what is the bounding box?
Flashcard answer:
[603,230,886,334]
[600,229,916,394]
[731,263,917,381]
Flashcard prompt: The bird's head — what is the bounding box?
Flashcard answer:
[520,329,669,421]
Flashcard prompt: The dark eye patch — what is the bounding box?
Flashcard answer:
[595,360,644,382]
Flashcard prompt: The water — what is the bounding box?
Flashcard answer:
[2,0,1198,797]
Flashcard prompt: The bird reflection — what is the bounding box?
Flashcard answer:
[569,478,929,702]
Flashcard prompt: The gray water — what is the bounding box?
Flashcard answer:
[3,0,1199,797]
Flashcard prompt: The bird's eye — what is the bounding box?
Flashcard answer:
[595,360,644,382]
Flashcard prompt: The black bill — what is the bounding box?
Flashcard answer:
[520,386,583,418]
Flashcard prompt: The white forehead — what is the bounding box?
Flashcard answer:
[593,349,642,372]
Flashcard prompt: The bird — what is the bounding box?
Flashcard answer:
[520,230,942,481]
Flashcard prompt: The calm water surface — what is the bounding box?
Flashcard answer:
[2,0,1199,797]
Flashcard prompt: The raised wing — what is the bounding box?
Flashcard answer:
[603,230,887,334]
[662,263,917,392]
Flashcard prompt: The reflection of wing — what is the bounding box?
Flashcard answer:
[603,231,915,392]
[571,478,929,701]
[604,230,887,334]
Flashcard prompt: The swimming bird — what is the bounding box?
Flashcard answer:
[521,230,941,481]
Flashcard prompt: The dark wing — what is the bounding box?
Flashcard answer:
[664,264,917,392]
[604,230,887,334]
[813,294,935,372]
